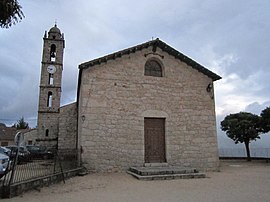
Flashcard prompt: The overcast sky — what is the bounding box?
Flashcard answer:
[0,0,269,149]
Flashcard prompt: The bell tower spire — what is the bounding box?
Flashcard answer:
[37,25,65,149]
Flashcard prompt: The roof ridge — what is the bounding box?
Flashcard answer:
[79,38,159,68]
[78,38,221,81]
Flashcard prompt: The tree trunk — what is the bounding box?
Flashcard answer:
[244,140,251,161]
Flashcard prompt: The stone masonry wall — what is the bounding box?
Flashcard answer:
[78,47,219,172]
[37,113,59,149]
[58,102,77,150]
[23,129,37,145]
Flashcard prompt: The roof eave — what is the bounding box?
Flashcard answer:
[78,38,222,81]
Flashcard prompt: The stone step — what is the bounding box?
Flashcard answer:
[127,170,206,180]
[144,163,169,167]
[129,166,199,176]
[127,166,206,180]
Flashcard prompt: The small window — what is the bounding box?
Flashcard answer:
[45,129,49,137]
[144,59,163,77]
[47,91,53,107]
[1,141,8,146]
[48,73,54,85]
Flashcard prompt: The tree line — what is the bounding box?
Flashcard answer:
[0,117,29,129]
[221,106,270,161]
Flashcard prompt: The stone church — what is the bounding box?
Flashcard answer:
[29,25,221,172]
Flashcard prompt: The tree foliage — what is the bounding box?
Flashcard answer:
[13,116,29,129]
[221,112,261,161]
[0,0,24,28]
[0,123,6,128]
[260,107,270,133]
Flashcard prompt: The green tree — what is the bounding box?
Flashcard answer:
[0,0,24,28]
[14,116,29,129]
[221,112,261,161]
[260,107,270,133]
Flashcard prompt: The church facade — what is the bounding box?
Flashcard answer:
[33,25,221,172]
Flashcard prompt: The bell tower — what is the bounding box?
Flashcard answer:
[37,24,65,149]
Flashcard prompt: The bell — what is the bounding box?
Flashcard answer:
[50,52,56,58]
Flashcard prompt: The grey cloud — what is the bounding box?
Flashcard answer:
[245,101,270,115]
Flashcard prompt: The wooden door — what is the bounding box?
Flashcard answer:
[144,118,166,163]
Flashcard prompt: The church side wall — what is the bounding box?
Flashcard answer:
[78,47,219,172]
[58,102,77,150]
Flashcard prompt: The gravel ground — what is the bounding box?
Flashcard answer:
[4,160,270,202]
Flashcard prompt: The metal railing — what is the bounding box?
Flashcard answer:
[219,148,270,158]
[1,149,79,187]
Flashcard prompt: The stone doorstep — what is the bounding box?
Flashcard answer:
[127,170,206,181]
[127,166,206,180]
[129,166,198,176]
[144,163,169,167]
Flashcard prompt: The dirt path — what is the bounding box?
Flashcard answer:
[4,160,270,202]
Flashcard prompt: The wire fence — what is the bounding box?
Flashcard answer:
[219,148,270,158]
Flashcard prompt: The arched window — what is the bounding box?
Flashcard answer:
[47,91,53,107]
[144,59,163,77]
[50,44,56,62]
[45,129,49,137]
[48,73,54,85]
